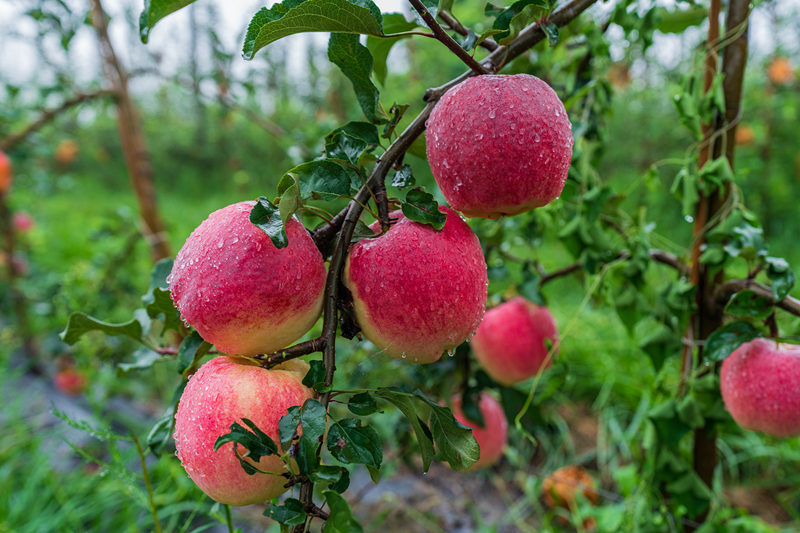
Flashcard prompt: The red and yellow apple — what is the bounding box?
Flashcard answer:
[173,356,313,505]
[451,392,507,470]
[168,201,326,355]
[470,297,558,385]
[0,150,12,194]
[426,74,573,218]
[343,207,488,363]
[721,338,800,438]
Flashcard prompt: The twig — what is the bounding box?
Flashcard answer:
[133,434,163,533]
[438,11,499,52]
[714,279,800,317]
[0,89,115,152]
[408,0,490,75]
[312,209,348,255]
[539,249,688,286]
[253,337,327,367]
[372,178,391,231]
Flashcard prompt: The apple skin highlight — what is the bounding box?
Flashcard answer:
[721,338,800,438]
[426,74,574,218]
[173,356,313,505]
[168,201,326,356]
[344,207,488,364]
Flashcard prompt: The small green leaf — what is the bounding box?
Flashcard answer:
[705,321,761,362]
[117,348,163,373]
[147,381,186,456]
[724,290,773,320]
[324,122,380,164]
[176,331,211,375]
[654,5,708,34]
[366,13,417,85]
[382,102,409,138]
[401,188,446,230]
[329,33,383,123]
[766,256,796,301]
[676,394,704,429]
[323,490,364,532]
[648,400,690,448]
[278,406,302,450]
[243,0,384,60]
[264,498,306,526]
[348,392,379,416]
[250,197,288,249]
[638,323,680,372]
[279,181,301,226]
[214,418,278,474]
[302,360,327,391]
[374,388,434,472]
[60,312,145,345]
[295,435,320,474]
[543,23,559,46]
[139,0,195,43]
[327,418,382,468]
[312,465,351,493]
[390,165,415,189]
[414,391,479,471]
[300,398,328,444]
[284,160,357,200]
[489,0,549,41]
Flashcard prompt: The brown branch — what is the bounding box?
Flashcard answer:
[372,178,391,231]
[540,261,584,285]
[537,249,688,286]
[252,337,327,367]
[714,279,800,317]
[312,208,348,255]
[0,90,114,152]
[408,0,490,75]
[650,249,690,277]
[438,11,499,52]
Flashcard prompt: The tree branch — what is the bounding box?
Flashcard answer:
[714,279,800,317]
[0,89,115,152]
[253,337,327,367]
[408,0,490,75]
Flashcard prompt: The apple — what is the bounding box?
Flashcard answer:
[168,201,326,356]
[54,139,79,166]
[0,150,11,194]
[720,338,800,438]
[767,56,794,85]
[470,297,558,385]
[542,465,599,509]
[343,207,488,363]
[426,74,573,218]
[54,368,88,395]
[173,356,313,505]
[450,392,507,470]
[12,211,35,233]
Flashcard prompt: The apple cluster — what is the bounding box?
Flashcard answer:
[169,74,571,505]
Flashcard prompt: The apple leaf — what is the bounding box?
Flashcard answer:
[147,381,186,456]
[176,331,211,376]
[302,360,328,391]
[117,348,163,373]
[373,388,434,472]
[60,311,145,345]
[278,406,302,450]
[215,418,278,472]
[401,188,446,230]
[724,290,773,320]
[367,13,418,85]
[312,465,351,493]
[139,0,196,43]
[283,160,357,200]
[323,490,364,532]
[766,256,796,301]
[328,33,383,123]
[390,165,415,189]
[413,390,479,471]
[243,0,384,60]
[300,398,328,444]
[704,321,761,362]
[264,498,306,526]
[250,197,288,249]
[348,392,379,416]
[295,435,320,474]
[326,418,382,468]
[324,122,380,165]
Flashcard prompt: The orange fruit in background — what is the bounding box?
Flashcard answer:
[542,465,599,509]
[0,150,12,194]
[768,57,794,85]
[608,62,631,90]
[735,125,755,146]
[55,139,79,166]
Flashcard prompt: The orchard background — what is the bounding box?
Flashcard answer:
[2,0,800,531]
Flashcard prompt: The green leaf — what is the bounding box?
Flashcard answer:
[117,348,162,373]
[279,180,301,227]
[648,400,690,448]
[300,398,328,444]
[214,419,278,474]
[390,165,415,189]
[766,256,796,301]
[382,102,409,138]
[278,406,302,450]
[60,312,144,345]
[373,388,434,471]
[638,323,680,372]
[366,13,418,85]
[324,122,380,165]
[243,0,384,60]
[655,5,707,34]
[323,490,364,532]
[410,0,438,27]
[401,188,446,230]
[328,33,383,123]
[327,418,382,468]
[348,392,379,416]
[250,197,287,249]
[148,381,187,455]
[176,331,211,375]
[543,23,559,47]
[414,391,480,471]
[302,360,328,391]
[139,0,195,43]
[264,498,306,526]
[312,465,350,493]
[676,394,704,429]
[724,290,773,320]
[489,0,549,42]
[705,321,761,362]
[295,435,320,474]
[284,160,357,200]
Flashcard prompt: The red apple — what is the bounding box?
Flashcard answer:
[173,356,313,505]
[168,201,326,355]
[54,368,88,395]
[470,297,558,385]
[343,207,488,363]
[426,74,573,218]
[0,150,11,194]
[451,392,507,470]
[12,211,34,233]
[721,338,800,438]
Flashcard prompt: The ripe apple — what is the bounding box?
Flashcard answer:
[767,56,794,85]
[470,297,558,385]
[720,338,800,438]
[343,207,488,363]
[173,356,313,505]
[542,465,599,509]
[450,392,507,470]
[0,150,11,194]
[54,368,88,395]
[426,74,573,218]
[168,201,326,355]
[54,138,79,166]
[12,211,35,233]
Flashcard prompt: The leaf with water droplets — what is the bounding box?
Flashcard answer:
[250,197,288,249]
[401,188,445,230]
